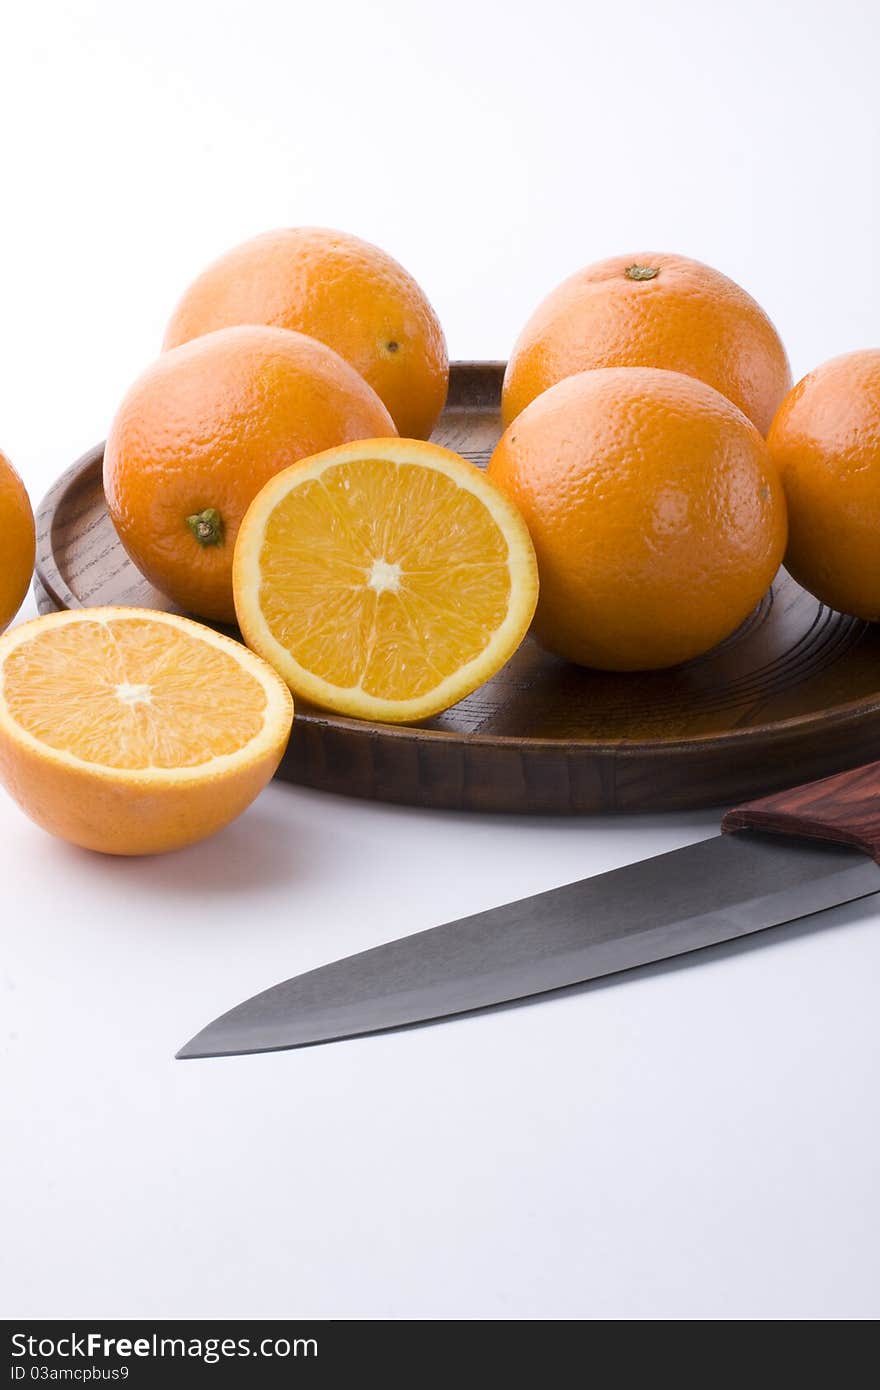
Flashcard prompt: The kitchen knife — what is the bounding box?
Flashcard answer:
[177,760,880,1059]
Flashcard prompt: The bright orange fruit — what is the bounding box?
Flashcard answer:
[503,252,791,435]
[767,349,880,619]
[0,449,35,632]
[488,367,787,671]
[104,325,395,623]
[163,228,449,439]
[0,608,293,855]
[233,438,538,723]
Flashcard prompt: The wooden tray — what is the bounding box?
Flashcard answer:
[34,362,880,814]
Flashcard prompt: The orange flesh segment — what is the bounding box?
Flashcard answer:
[257,458,512,700]
[2,617,267,769]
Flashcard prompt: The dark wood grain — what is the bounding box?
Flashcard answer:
[723,761,880,860]
[33,362,880,814]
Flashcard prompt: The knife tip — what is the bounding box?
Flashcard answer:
[175,1032,208,1060]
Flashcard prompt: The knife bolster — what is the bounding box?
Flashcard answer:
[722,759,880,862]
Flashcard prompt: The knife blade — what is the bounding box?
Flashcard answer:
[177,759,880,1059]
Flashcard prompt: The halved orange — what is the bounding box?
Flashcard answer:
[0,608,293,855]
[233,438,539,722]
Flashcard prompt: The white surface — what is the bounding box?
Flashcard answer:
[2,0,880,1321]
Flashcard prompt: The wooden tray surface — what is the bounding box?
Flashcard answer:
[33,362,880,814]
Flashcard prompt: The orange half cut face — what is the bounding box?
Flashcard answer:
[233,438,538,723]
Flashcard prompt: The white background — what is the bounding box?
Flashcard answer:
[2,0,879,1320]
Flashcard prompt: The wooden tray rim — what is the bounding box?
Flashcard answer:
[34,440,880,762]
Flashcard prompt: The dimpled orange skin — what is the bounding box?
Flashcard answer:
[488,367,787,671]
[502,253,792,436]
[163,228,449,439]
[0,451,35,632]
[767,350,880,619]
[104,325,395,623]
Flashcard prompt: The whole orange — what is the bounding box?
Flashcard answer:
[488,367,787,671]
[163,228,448,439]
[502,253,791,435]
[0,450,35,632]
[767,349,880,619]
[104,325,395,623]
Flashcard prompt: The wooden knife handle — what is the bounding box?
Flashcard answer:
[722,760,880,862]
